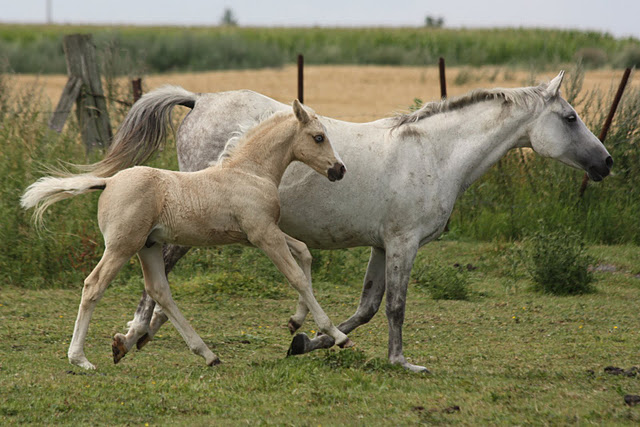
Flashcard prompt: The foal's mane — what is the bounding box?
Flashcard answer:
[216,110,289,165]
[393,83,548,128]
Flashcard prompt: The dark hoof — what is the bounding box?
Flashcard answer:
[287,319,302,335]
[112,335,127,364]
[338,338,355,349]
[287,333,311,356]
[136,333,151,350]
[208,357,222,367]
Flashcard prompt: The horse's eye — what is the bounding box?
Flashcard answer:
[314,134,324,143]
[566,114,577,123]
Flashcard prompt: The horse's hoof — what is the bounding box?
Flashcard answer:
[136,333,151,350]
[287,333,311,356]
[338,338,355,349]
[287,319,302,335]
[112,334,128,364]
[207,357,222,367]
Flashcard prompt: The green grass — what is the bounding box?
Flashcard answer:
[1,24,639,74]
[2,241,640,424]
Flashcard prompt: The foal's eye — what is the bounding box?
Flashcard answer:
[314,134,324,143]
[565,114,577,123]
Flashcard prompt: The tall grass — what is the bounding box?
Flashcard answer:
[449,64,640,244]
[1,24,639,73]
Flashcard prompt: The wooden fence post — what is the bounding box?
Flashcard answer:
[297,54,304,104]
[439,57,447,99]
[61,34,112,151]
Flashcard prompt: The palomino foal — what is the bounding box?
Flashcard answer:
[21,100,352,370]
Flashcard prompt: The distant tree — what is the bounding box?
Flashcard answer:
[220,8,238,26]
[425,15,444,28]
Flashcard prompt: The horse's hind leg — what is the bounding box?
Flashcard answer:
[284,235,313,334]
[289,247,386,355]
[68,249,131,369]
[251,226,353,349]
[112,244,189,363]
[137,244,220,366]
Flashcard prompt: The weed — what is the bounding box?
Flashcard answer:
[522,225,595,295]
[412,262,470,300]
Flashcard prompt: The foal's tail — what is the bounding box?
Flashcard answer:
[21,175,107,228]
[82,85,198,177]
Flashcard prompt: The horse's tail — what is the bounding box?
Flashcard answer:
[82,85,197,177]
[21,175,107,228]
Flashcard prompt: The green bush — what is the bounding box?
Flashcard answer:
[412,262,470,300]
[523,226,595,295]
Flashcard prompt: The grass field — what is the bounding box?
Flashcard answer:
[2,241,640,425]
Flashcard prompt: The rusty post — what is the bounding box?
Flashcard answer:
[579,67,632,196]
[297,54,304,104]
[132,78,142,103]
[439,57,447,99]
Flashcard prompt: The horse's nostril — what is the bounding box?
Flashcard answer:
[605,156,613,169]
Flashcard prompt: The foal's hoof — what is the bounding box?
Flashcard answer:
[207,357,222,367]
[112,334,128,364]
[287,319,302,335]
[287,333,312,356]
[136,333,151,350]
[338,338,355,349]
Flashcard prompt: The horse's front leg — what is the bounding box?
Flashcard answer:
[69,249,131,369]
[288,246,386,355]
[112,244,189,363]
[137,244,220,366]
[384,237,427,373]
[251,226,353,349]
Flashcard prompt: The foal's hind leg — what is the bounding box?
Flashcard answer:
[68,249,131,369]
[112,244,189,363]
[137,244,220,366]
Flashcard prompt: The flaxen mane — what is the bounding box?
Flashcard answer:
[393,83,549,128]
[216,110,284,165]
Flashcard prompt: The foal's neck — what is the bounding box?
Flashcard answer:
[222,118,296,186]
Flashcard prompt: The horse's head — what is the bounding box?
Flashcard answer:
[528,71,613,181]
[291,99,346,182]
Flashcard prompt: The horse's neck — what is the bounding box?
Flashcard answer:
[223,124,295,186]
[424,102,533,192]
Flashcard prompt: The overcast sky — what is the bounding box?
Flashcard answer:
[2,0,639,39]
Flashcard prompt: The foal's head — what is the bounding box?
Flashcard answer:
[528,71,613,181]
[291,100,346,182]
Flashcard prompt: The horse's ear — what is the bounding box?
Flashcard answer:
[292,99,310,124]
[545,71,565,98]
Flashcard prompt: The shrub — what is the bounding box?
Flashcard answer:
[523,226,595,295]
[615,45,640,68]
[413,262,470,300]
[573,47,608,68]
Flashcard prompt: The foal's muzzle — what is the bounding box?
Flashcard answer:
[327,162,346,182]
[588,155,613,182]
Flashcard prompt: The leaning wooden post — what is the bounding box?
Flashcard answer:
[297,54,304,104]
[62,34,112,151]
[578,67,632,197]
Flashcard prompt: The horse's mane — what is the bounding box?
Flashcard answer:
[216,110,287,165]
[393,83,549,128]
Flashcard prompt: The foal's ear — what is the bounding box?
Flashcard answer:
[545,70,565,98]
[292,99,310,124]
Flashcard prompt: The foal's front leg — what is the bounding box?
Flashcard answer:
[137,244,220,366]
[250,225,354,349]
[284,235,313,334]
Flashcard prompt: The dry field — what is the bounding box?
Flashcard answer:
[12,65,638,123]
